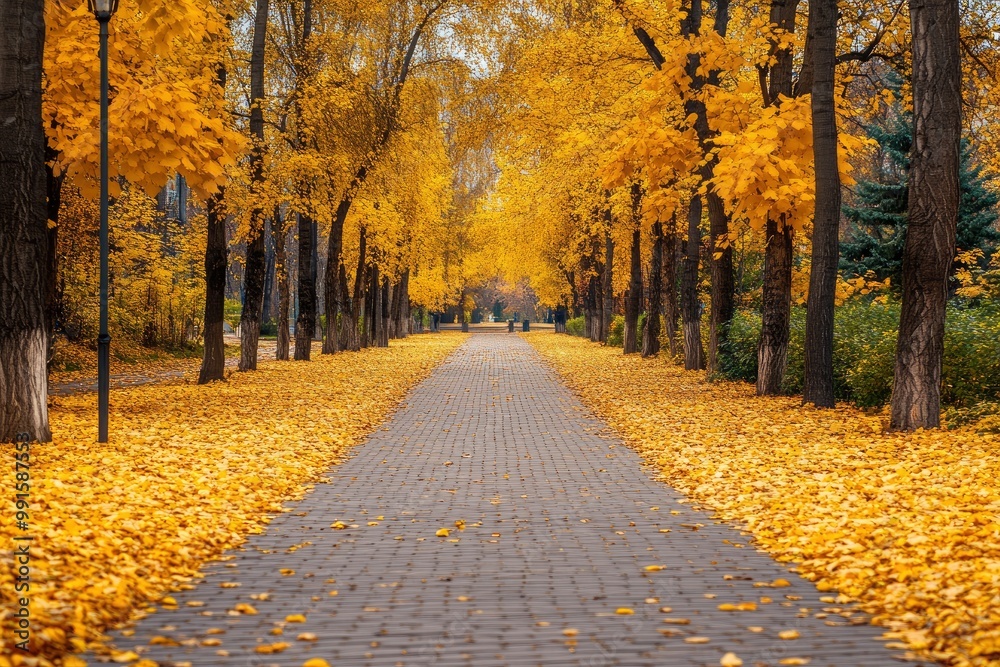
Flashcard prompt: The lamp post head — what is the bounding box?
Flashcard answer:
[87,0,119,19]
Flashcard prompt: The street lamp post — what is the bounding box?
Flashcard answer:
[88,0,118,442]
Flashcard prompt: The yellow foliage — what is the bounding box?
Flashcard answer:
[55,182,205,350]
[44,0,242,199]
[528,333,1000,667]
[0,333,465,661]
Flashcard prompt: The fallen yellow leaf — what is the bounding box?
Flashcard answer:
[721,652,744,667]
[111,652,140,663]
[255,642,291,654]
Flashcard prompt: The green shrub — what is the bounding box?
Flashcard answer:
[945,400,1000,431]
[566,316,586,337]
[717,300,1000,408]
[637,312,647,348]
[941,305,1000,406]
[607,315,625,346]
[718,311,761,384]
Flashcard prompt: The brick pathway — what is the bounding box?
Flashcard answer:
[101,335,926,667]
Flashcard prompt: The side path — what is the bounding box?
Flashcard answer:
[100,335,927,667]
[50,338,308,396]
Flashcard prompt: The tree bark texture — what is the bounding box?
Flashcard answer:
[756,0,800,393]
[682,196,705,370]
[342,225,366,351]
[294,212,316,360]
[802,0,840,407]
[390,270,409,338]
[586,273,600,342]
[623,226,642,354]
[44,141,64,367]
[623,186,643,354]
[292,0,315,361]
[686,0,735,372]
[197,41,229,382]
[602,216,614,343]
[0,0,50,442]
[757,218,794,394]
[274,209,290,361]
[890,0,961,430]
[378,277,390,347]
[564,270,579,318]
[199,184,228,383]
[238,0,270,372]
[662,218,681,358]
[642,221,663,358]
[262,229,275,324]
[323,170,361,354]
[365,263,379,348]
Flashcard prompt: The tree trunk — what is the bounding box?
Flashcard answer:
[0,0,50,442]
[757,218,794,394]
[683,0,734,373]
[390,270,408,338]
[238,0,270,372]
[45,141,64,368]
[199,184,228,383]
[662,217,681,357]
[890,0,961,430]
[198,39,229,382]
[642,221,663,357]
[755,0,800,393]
[623,224,642,354]
[335,255,350,350]
[343,225,366,351]
[262,226,275,324]
[586,272,600,342]
[596,262,606,341]
[291,0,314,361]
[706,189,734,372]
[294,212,316,360]
[240,233,267,371]
[802,0,840,407]
[681,195,705,370]
[564,270,579,318]
[323,169,363,354]
[706,0,734,372]
[378,277,390,347]
[389,277,401,339]
[360,264,371,348]
[602,218,614,342]
[402,271,411,335]
[274,209,290,361]
[366,263,379,348]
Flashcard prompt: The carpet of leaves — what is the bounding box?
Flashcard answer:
[0,333,466,665]
[527,333,1000,667]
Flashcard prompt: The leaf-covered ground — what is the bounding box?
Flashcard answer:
[0,333,466,664]
[526,333,1000,667]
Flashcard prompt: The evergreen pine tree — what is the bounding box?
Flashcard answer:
[841,92,1000,287]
